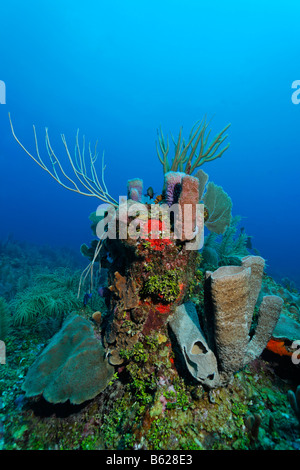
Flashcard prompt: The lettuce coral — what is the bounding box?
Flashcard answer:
[22,313,114,404]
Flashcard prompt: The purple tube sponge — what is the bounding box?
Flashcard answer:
[164,171,185,206]
[127,178,143,202]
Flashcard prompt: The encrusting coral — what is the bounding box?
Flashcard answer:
[99,176,202,359]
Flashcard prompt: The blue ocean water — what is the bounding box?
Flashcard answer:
[0,0,299,287]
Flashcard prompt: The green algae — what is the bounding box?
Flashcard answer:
[142,269,181,303]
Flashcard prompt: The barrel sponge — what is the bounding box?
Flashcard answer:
[22,313,114,405]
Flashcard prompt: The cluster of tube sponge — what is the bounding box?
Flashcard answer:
[127,172,203,245]
[165,169,232,236]
[127,170,231,243]
[170,255,283,388]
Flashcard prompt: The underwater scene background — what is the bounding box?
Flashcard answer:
[1,0,300,452]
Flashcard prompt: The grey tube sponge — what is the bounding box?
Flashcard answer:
[209,265,252,376]
[205,255,283,384]
[244,295,283,365]
[169,302,220,388]
[241,255,265,331]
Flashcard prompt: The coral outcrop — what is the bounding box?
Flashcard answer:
[21,174,283,408]
[101,220,201,357]
[10,119,299,451]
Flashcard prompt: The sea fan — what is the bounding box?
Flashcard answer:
[202,182,232,235]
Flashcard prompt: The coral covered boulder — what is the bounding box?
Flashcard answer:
[22,313,114,405]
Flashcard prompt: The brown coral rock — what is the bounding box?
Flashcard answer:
[110,271,140,310]
[92,311,102,324]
